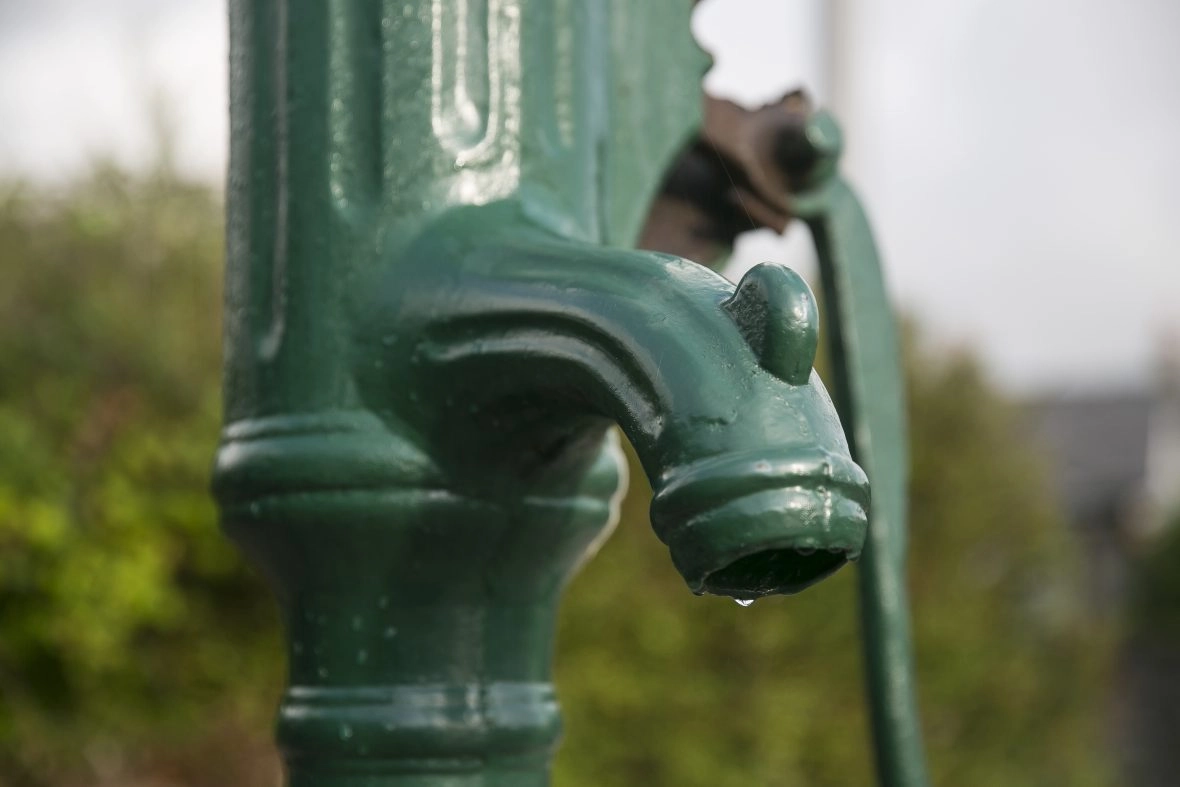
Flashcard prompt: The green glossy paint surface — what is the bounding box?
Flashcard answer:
[215,2,884,784]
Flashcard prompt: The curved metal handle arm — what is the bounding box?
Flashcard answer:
[790,112,931,787]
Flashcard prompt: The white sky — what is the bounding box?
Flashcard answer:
[2,0,1177,394]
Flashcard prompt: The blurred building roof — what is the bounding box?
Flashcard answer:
[1026,392,1153,531]
[1025,351,1180,540]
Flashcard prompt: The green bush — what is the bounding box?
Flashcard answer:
[1129,512,1180,643]
[0,168,281,785]
[0,169,1113,786]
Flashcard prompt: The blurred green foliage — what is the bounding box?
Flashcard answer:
[0,168,281,785]
[1121,514,1180,785]
[0,169,1113,786]
[1129,511,1180,643]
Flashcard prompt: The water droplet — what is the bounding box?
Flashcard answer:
[734,598,755,607]
[384,626,398,639]
[317,667,329,678]
[356,649,368,665]
[377,596,389,609]
[292,642,303,655]
[351,615,364,631]
[339,724,353,740]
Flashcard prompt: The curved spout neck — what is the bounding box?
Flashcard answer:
[357,204,869,597]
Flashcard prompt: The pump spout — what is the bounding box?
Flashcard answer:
[215,198,870,780]
[356,203,869,601]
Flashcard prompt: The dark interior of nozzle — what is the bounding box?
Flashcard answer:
[702,547,848,598]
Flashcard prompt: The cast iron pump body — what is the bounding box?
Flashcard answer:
[211,2,909,785]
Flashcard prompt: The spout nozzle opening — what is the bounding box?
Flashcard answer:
[650,450,870,599]
[701,547,849,598]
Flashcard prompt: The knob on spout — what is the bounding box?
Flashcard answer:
[722,263,820,386]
